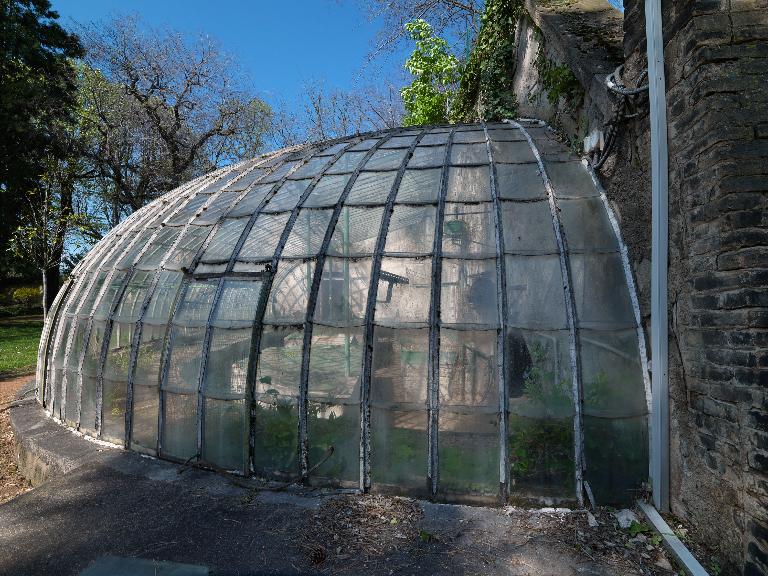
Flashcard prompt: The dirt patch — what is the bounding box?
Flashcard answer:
[0,374,34,504]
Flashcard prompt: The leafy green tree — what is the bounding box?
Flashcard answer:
[400,19,461,126]
[0,0,84,285]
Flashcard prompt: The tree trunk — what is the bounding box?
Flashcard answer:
[42,265,60,320]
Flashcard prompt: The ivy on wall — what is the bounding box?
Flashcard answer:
[452,0,524,122]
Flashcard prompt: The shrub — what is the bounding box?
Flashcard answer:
[12,286,42,309]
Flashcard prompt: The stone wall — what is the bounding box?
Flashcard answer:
[617,0,768,573]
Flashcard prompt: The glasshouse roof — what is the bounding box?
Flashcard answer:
[37,120,650,506]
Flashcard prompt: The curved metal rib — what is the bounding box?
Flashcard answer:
[510,120,586,507]
[37,279,73,406]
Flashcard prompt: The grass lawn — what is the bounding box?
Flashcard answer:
[0,318,43,377]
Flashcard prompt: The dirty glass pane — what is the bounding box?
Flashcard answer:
[175,280,217,325]
[291,156,331,179]
[302,174,351,208]
[114,271,154,322]
[262,160,300,183]
[131,384,159,452]
[317,142,348,156]
[439,328,497,407]
[102,374,127,443]
[213,279,262,325]
[104,321,135,381]
[505,255,567,330]
[263,260,314,324]
[315,257,372,327]
[238,213,290,260]
[326,151,367,174]
[438,409,499,497]
[380,135,416,148]
[222,167,266,192]
[450,143,487,165]
[162,392,197,460]
[165,193,209,225]
[375,258,431,327]
[441,259,499,327]
[397,169,442,204]
[421,131,449,146]
[350,138,378,151]
[226,184,274,217]
[203,327,251,398]
[496,163,546,200]
[371,327,428,407]
[133,323,166,387]
[136,227,180,268]
[282,209,333,258]
[204,398,248,472]
[570,253,635,329]
[408,145,445,168]
[308,399,360,483]
[557,197,617,251]
[441,203,496,257]
[491,140,536,164]
[546,161,599,198]
[93,271,127,320]
[192,189,241,224]
[384,206,436,255]
[453,130,486,143]
[163,226,209,271]
[446,166,490,202]
[345,171,396,205]
[165,325,205,393]
[263,179,311,213]
[327,207,384,257]
[199,218,247,263]
[488,128,526,141]
[143,271,182,323]
[371,407,427,493]
[501,201,558,254]
[365,148,408,171]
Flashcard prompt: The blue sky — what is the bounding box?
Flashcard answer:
[51,0,411,110]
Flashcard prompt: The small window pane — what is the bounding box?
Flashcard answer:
[501,201,558,254]
[222,167,267,192]
[384,205,436,255]
[421,132,449,146]
[439,328,497,407]
[163,226,209,271]
[570,253,635,329]
[547,161,599,198]
[131,384,159,453]
[263,180,311,213]
[496,163,545,200]
[446,166,490,202]
[441,203,496,257]
[137,227,180,268]
[365,148,408,171]
[371,327,428,406]
[114,270,153,322]
[487,128,526,141]
[408,146,445,168]
[291,156,331,179]
[453,130,486,143]
[438,409,499,496]
[308,325,362,403]
[302,174,351,208]
[327,207,384,257]
[199,218,247,263]
[326,151,368,174]
[175,280,217,325]
[144,271,183,323]
[162,392,197,460]
[204,327,251,398]
[204,397,248,471]
[213,279,263,324]
[558,197,617,251]
[450,143,487,165]
[262,161,301,183]
[380,135,416,148]
[282,209,333,258]
[345,171,396,205]
[263,260,314,323]
[165,325,206,393]
[93,271,127,320]
[397,169,442,204]
[350,138,378,151]
[226,184,274,217]
[315,257,372,326]
[441,259,499,327]
[192,189,241,224]
[375,258,431,327]
[491,140,536,163]
[505,255,567,330]
[238,213,290,261]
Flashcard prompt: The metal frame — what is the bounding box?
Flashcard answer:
[645,0,670,513]
[510,119,587,506]
[36,279,73,406]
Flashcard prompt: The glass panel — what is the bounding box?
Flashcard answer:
[408,145,445,168]
[114,270,153,322]
[263,260,314,323]
[439,328,497,408]
[203,398,248,472]
[163,226,209,271]
[501,201,558,254]
[262,179,310,213]
[558,197,617,252]
[131,384,158,452]
[282,209,333,258]
[199,218,247,263]
[345,171,396,205]
[165,325,206,393]
[162,392,197,460]
[570,253,635,329]
[453,130,486,143]
[175,280,217,325]
[450,143,487,165]
[365,148,408,171]
[438,409,499,496]
[192,189,241,224]
[222,167,266,192]
[226,184,274,217]
[103,321,135,381]
[213,279,262,325]
[496,163,546,200]
[93,271,127,320]
[133,323,166,387]
[102,376,127,443]
[326,151,367,174]
[327,207,384,257]
[397,169,442,204]
[441,258,499,327]
[315,257,372,327]
[446,166,490,202]
[491,140,536,163]
[290,156,330,179]
[136,227,180,268]
[350,138,378,151]
[546,161,599,198]
[505,255,567,330]
[262,160,300,183]
[420,132,449,146]
[302,174,351,208]
[237,213,290,261]
[487,127,526,141]
[375,258,431,327]
[384,205,436,255]
[308,400,359,483]
[441,203,496,257]
[203,327,251,398]
[80,375,98,431]
[380,135,416,148]
[166,194,209,225]
[116,229,157,270]
[143,271,182,323]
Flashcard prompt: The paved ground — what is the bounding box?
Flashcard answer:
[0,400,686,576]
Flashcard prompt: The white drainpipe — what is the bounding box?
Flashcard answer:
[645,0,670,512]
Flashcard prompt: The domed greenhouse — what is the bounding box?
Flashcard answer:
[36,120,649,505]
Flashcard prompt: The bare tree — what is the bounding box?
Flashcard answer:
[78,15,272,215]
